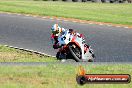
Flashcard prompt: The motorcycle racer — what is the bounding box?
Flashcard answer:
[51,24,83,49]
[50,24,95,62]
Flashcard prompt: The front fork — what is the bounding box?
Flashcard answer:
[81,43,85,60]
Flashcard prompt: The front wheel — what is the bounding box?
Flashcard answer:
[68,44,82,62]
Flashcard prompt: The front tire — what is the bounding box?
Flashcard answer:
[68,44,82,62]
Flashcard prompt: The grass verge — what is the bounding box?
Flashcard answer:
[0,0,132,25]
[0,64,131,88]
[0,43,131,87]
[0,45,57,62]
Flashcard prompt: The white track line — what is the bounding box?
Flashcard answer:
[3,45,56,57]
[107,25,112,27]
[72,21,77,23]
[116,26,121,28]
[124,27,129,29]
[99,24,103,25]
[89,23,93,24]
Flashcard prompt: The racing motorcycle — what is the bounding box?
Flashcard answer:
[56,31,95,62]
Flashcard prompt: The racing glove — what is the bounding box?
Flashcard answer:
[53,44,61,49]
[53,44,58,49]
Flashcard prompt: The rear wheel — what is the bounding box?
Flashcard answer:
[68,44,82,62]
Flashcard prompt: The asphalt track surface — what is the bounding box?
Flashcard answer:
[0,13,132,62]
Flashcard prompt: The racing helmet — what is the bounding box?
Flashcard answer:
[51,24,62,35]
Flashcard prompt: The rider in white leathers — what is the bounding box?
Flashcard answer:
[50,24,82,49]
[51,24,95,61]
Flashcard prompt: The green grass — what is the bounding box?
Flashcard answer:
[0,64,131,88]
[0,45,57,62]
[0,0,132,25]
